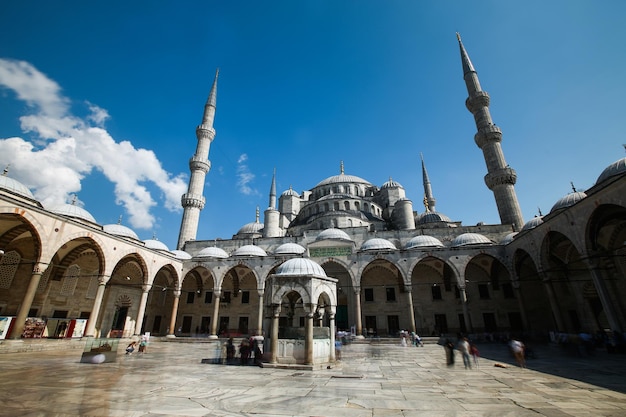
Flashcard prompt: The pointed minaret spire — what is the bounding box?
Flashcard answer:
[177,69,219,249]
[269,168,277,209]
[457,34,524,231]
[420,153,436,213]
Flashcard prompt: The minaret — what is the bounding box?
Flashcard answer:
[177,69,219,249]
[420,153,436,212]
[263,169,281,237]
[457,34,524,230]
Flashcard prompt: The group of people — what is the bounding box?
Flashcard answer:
[223,337,263,366]
[125,336,148,355]
[399,331,424,347]
[440,336,480,369]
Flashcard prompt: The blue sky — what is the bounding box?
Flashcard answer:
[1,1,625,250]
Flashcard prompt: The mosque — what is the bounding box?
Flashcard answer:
[0,36,625,363]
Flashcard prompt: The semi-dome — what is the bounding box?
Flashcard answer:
[360,238,396,251]
[521,216,544,231]
[416,211,452,225]
[0,172,36,199]
[451,233,492,247]
[316,228,353,242]
[550,191,587,213]
[274,243,306,255]
[196,246,229,259]
[144,239,169,251]
[501,232,518,245]
[281,186,300,197]
[232,245,267,257]
[103,223,139,240]
[50,203,97,223]
[597,157,626,184]
[275,258,327,277]
[170,250,192,260]
[381,177,403,189]
[405,235,445,249]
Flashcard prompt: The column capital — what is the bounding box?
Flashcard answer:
[142,284,152,292]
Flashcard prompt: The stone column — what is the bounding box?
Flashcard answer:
[405,285,416,333]
[256,290,264,336]
[542,276,565,331]
[134,284,151,335]
[209,290,221,339]
[513,284,530,331]
[589,264,622,332]
[270,305,280,364]
[459,287,472,333]
[167,290,181,338]
[304,312,314,365]
[84,275,108,337]
[10,263,46,339]
[354,286,363,338]
[329,311,336,362]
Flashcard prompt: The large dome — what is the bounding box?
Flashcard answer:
[451,233,492,247]
[103,223,139,240]
[237,221,263,235]
[232,245,267,257]
[0,172,36,200]
[196,246,229,258]
[50,203,97,223]
[550,191,586,213]
[316,228,352,242]
[315,173,372,188]
[405,235,444,249]
[360,238,396,251]
[597,157,626,184]
[275,258,327,277]
[274,243,306,255]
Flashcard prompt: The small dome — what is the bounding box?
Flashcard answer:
[451,233,492,247]
[144,239,169,251]
[196,246,229,259]
[232,245,267,257]
[170,250,192,260]
[597,157,626,184]
[0,173,35,199]
[550,191,587,213]
[281,187,300,197]
[360,238,396,251]
[237,221,263,235]
[381,177,403,189]
[275,258,327,277]
[103,224,139,240]
[274,243,306,255]
[50,203,97,223]
[405,235,445,249]
[501,232,518,245]
[521,216,544,231]
[416,211,452,225]
[316,228,352,242]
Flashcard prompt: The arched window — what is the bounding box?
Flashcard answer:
[355,201,360,211]
[334,202,339,211]
[344,201,350,210]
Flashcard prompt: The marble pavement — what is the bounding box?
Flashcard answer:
[0,339,625,416]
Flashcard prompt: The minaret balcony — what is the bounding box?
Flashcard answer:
[465,91,490,113]
[474,125,502,148]
[196,125,216,141]
[484,167,517,189]
[181,193,206,209]
[189,157,211,173]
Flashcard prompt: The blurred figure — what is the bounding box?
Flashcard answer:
[509,338,526,368]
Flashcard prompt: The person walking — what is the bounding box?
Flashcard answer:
[458,337,472,369]
[470,342,480,368]
[509,338,526,368]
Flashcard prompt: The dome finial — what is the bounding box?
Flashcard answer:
[117,215,123,225]
[423,194,430,212]
[538,207,543,216]
[255,206,260,223]
[570,181,577,193]
[71,194,77,205]
[340,161,344,174]
[2,164,9,176]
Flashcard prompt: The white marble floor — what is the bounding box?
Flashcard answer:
[0,340,625,416]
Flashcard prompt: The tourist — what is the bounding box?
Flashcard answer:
[509,338,526,368]
[125,341,137,355]
[457,337,472,369]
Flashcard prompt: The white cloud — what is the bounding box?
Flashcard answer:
[0,58,187,230]
[236,153,258,196]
